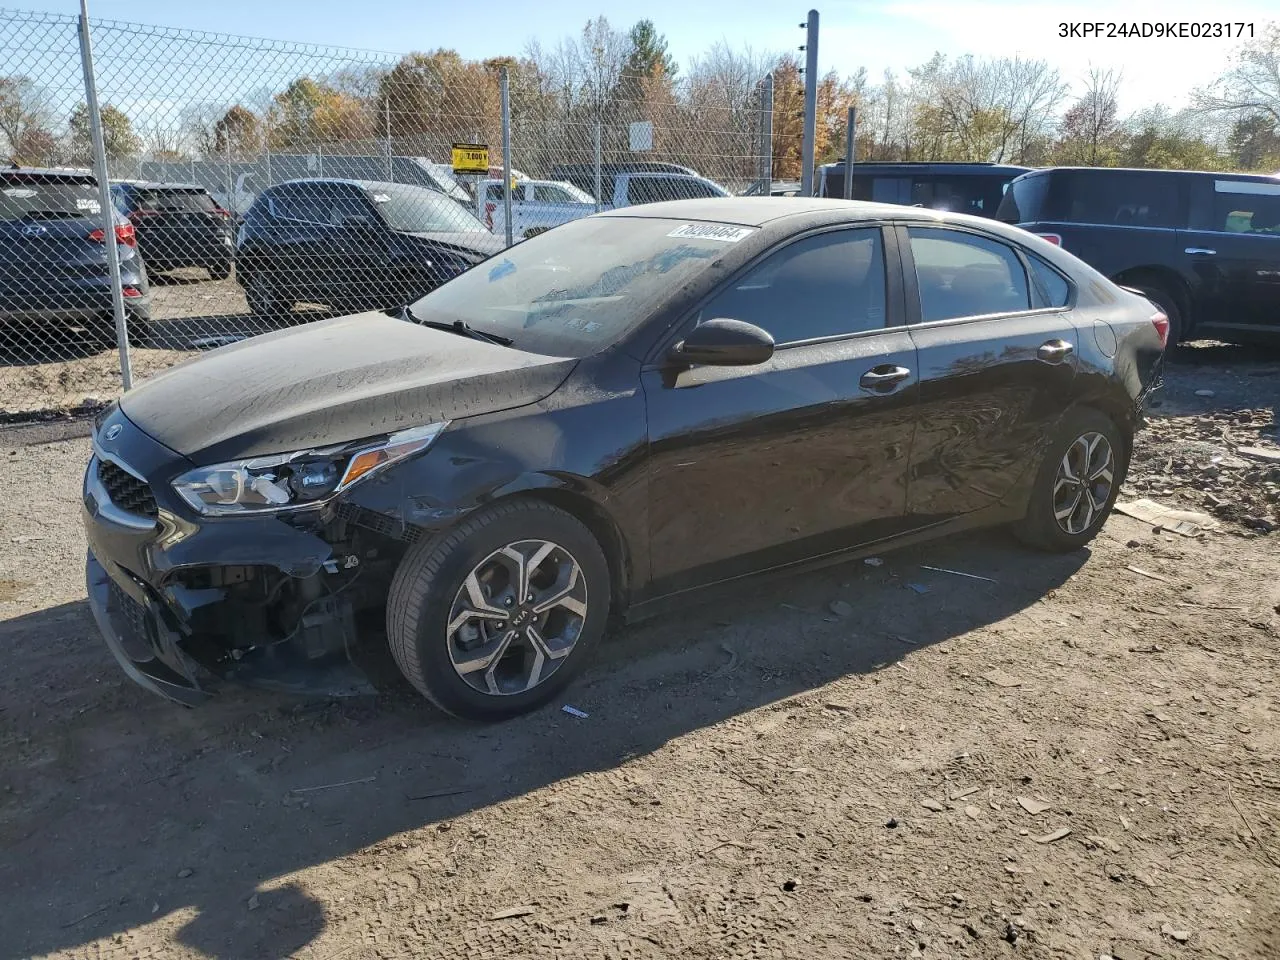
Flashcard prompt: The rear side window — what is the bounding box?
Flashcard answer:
[1,178,101,221]
[1212,180,1280,235]
[1028,254,1071,307]
[908,227,1032,321]
[1052,171,1184,228]
[997,174,1049,223]
[698,228,887,343]
[532,184,572,203]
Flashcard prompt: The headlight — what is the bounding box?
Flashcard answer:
[172,421,448,516]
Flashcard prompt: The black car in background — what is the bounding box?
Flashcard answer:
[997,166,1280,346]
[1,166,152,345]
[234,178,504,320]
[818,162,1032,219]
[83,198,1165,720]
[111,181,234,280]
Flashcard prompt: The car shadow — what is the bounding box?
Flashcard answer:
[2,530,1088,958]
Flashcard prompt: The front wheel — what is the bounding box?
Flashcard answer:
[386,499,611,721]
[1014,407,1128,552]
[243,269,292,321]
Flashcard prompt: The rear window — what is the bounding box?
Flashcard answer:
[1212,180,1280,234]
[997,174,1050,223]
[1,178,101,221]
[367,184,487,233]
[134,188,216,213]
[1032,171,1185,228]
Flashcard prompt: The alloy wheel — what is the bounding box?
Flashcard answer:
[446,539,588,696]
[1053,432,1114,535]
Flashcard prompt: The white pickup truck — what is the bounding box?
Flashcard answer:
[480,172,730,239]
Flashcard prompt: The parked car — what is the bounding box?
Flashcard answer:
[1,166,152,345]
[83,197,1165,719]
[111,180,234,280]
[818,162,1032,219]
[234,178,504,320]
[742,180,803,197]
[476,178,595,238]
[550,161,702,199]
[997,166,1280,346]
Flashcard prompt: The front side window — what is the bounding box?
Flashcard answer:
[908,227,1032,322]
[697,228,887,343]
[1213,181,1280,235]
[1054,172,1184,228]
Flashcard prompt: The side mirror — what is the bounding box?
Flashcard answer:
[670,318,774,367]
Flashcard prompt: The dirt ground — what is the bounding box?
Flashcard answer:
[1,345,1278,960]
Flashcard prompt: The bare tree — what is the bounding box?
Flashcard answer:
[0,75,54,164]
[1055,66,1122,165]
[1194,23,1280,123]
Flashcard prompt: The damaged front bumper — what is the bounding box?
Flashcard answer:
[82,413,394,706]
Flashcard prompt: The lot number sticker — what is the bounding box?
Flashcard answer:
[667,223,754,242]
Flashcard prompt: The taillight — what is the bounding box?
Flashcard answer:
[213,206,231,220]
[121,286,142,298]
[484,202,495,230]
[1150,311,1170,348]
[1036,232,1062,246]
[88,223,137,248]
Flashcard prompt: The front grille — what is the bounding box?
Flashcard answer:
[97,458,159,519]
[336,502,423,542]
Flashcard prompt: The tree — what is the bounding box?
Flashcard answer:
[1054,67,1123,165]
[1195,24,1280,124]
[268,77,368,151]
[0,76,55,165]
[68,103,143,164]
[1226,113,1280,170]
[214,105,261,160]
[616,20,676,103]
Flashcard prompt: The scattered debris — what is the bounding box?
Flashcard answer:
[488,905,537,921]
[1034,827,1072,844]
[1017,796,1051,815]
[981,668,1023,688]
[1126,565,1171,584]
[1128,643,1166,654]
[828,600,854,617]
[781,879,798,892]
[964,805,981,820]
[921,798,946,812]
[885,818,899,829]
[949,785,981,801]
[247,894,260,911]
[920,565,996,582]
[562,705,589,719]
[60,905,109,929]
[176,868,193,879]
[1194,389,1216,398]
[864,557,884,567]
[905,583,930,594]
[1115,499,1218,536]
[291,775,376,794]
[1236,446,1280,465]
[405,787,473,802]
[1087,835,1123,853]
[1160,923,1191,943]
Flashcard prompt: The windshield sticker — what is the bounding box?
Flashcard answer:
[488,259,517,282]
[667,223,754,243]
[371,193,390,203]
[3,188,37,200]
[76,198,101,212]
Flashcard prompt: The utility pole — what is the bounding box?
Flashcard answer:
[799,9,819,197]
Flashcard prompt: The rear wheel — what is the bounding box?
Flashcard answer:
[243,269,291,322]
[386,499,610,721]
[1014,407,1128,552]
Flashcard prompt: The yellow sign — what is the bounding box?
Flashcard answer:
[451,143,489,175]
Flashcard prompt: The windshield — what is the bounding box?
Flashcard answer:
[367,183,486,233]
[408,216,746,357]
[1,178,101,221]
[135,188,217,213]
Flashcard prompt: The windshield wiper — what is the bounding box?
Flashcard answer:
[399,304,513,346]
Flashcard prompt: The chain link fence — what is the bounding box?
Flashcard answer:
[0,8,777,418]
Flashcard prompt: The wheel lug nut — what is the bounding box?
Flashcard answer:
[527,594,534,602]
[504,598,514,607]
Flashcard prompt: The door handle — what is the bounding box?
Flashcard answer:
[1037,339,1074,364]
[859,365,911,392]
[1184,247,1216,256]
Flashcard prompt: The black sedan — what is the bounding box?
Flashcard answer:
[83,198,1166,720]
[234,177,504,321]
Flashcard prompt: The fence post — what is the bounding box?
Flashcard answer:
[77,0,131,391]
[593,111,603,214]
[759,73,774,193]
[843,107,856,199]
[500,66,514,248]
[800,9,819,197]
[384,98,393,181]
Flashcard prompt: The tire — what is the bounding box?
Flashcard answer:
[1131,284,1183,347]
[386,499,611,721]
[243,269,291,321]
[207,259,233,281]
[1014,407,1129,553]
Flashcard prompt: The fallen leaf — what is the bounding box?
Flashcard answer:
[1017,797,1051,815]
[1034,827,1072,844]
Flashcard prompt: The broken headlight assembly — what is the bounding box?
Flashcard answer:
[171,421,448,517]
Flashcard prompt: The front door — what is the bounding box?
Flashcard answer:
[899,225,1080,525]
[642,225,919,597]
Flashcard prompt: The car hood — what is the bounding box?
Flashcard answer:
[120,311,577,464]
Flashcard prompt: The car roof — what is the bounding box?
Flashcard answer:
[113,180,209,191]
[270,177,441,193]
[1021,166,1280,181]
[820,161,1032,175]
[597,197,965,227]
[2,166,95,181]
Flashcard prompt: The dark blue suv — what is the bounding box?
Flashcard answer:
[1,166,152,346]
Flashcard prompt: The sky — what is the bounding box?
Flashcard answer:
[19,0,1279,115]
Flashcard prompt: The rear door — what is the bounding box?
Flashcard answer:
[643,225,919,595]
[899,224,1080,525]
[0,175,111,311]
[1180,177,1280,341]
